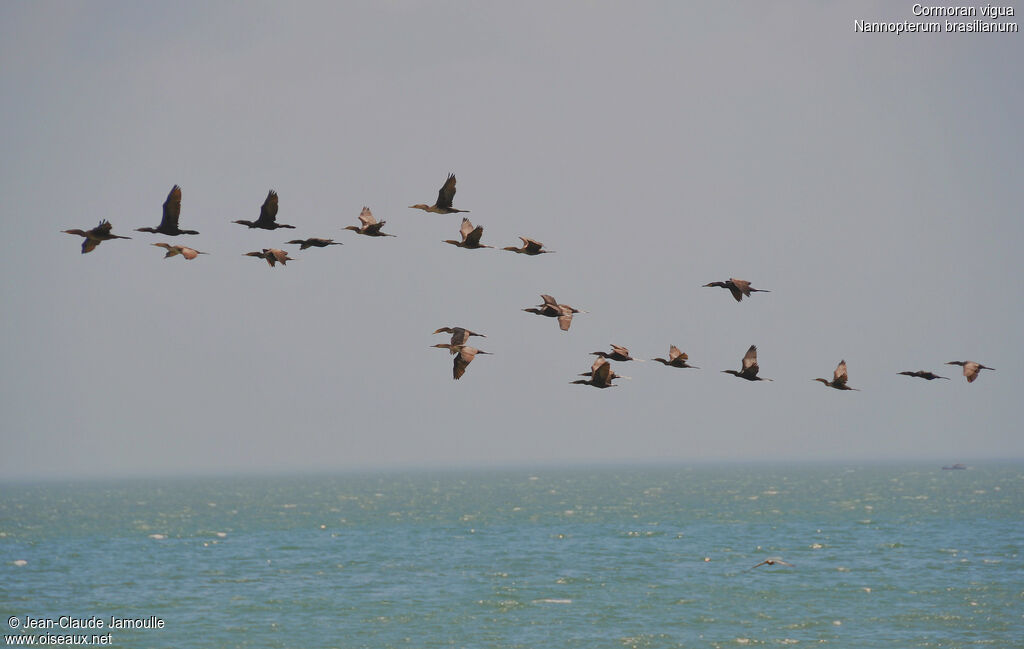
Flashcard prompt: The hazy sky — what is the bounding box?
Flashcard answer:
[2,2,1021,480]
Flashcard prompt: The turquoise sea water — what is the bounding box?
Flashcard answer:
[1,463,1022,648]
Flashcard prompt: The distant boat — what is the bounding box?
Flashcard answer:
[942,463,967,470]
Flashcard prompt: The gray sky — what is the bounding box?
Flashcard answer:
[2,2,1021,480]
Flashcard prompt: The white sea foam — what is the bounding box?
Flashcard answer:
[533,598,572,604]
[148,534,166,540]
[12,559,27,566]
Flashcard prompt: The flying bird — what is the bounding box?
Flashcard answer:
[946,360,995,383]
[502,237,553,255]
[747,559,794,571]
[62,220,131,254]
[898,370,949,381]
[343,207,394,237]
[151,243,207,260]
[286,237,342,250]
[244,248,294,267]
[523,294,584,331]
[432,344,491,380]
[135,185,199,236]
[409,173,469,214]
[433,327,486,351]
[591,344,641,362]
[815,360,859,390]
[722,345,772,381]
[232,190,295,229]
[652,346,700,369]
[703,278,770,302]
[443,218,492,249]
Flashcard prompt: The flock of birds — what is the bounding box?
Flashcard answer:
[62,174,996,387]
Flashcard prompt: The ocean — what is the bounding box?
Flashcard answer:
[1,463,1021,648]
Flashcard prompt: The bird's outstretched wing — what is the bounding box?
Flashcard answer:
[436,173,457,210]
[161,185,182,229]
[742,345,759,372]
[365,220,387,235]
[557,313,573,331]
[592,360,613,385]
[731,278,752,297]
[834,360,849,387]
[464,224,485,247]
[521,237,544,253]
[359,206,376,227]
[458,218,475,242]
[258,190,279,225]
[453,347,476,380]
